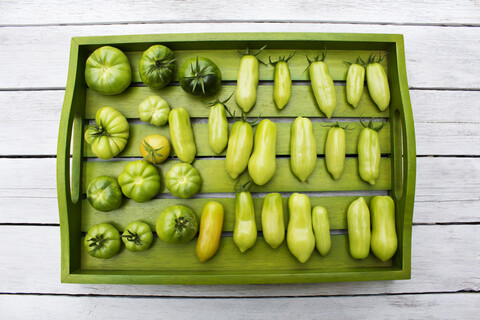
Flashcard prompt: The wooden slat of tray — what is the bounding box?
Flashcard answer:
[83,122,391,158]
[81,196,379,232]
[80,235,392,272]
[123,49,388,83]
[82,158,391,194]
[85,85,389,119]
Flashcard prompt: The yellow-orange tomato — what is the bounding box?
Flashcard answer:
[140,134,170,164]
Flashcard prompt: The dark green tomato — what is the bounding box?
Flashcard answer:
[179,56,222,96]
[84,223,121,259]
[156,205,199,244]
[139,45,176,89]
[121,221,154,252]
[86,176,123,212]
[165,163,202,199]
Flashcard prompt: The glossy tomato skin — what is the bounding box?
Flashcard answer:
[87,176,123,212]
[287,193,315,263]
[179,57,222,96]
[85,46,131,95]
[196,201,224,262]
[121,221,154,252]
[248,119,277,186]
[347,197,371,259]
[165,163,202,199]
[261,193,285,249]
[140,134,171,164]
[370,196,398,262]
[139,45,176,89]
[325,126,346,180]
[225,121,253,180]
[118,160,161,203]
[290,116,317,182]
[308,60,336,118]
[169,107,197,164]
[208,103,229,154]
[312,206,331,256]
[84,223,121,259]
[235,55,259,113]
[85,107,130,160]
[138,95,171,126]
[156,205,199,244]
[233,191,257,253]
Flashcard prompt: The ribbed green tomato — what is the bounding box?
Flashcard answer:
[86,176,122,212]
[156,205,199,244]
[85,46,131,95]
[84,106,129,160]
[347,197,371,259]
[233,191,257,253]
[84,223,121,259]
[165,163,202,199]
[290,116,317,182]
[139,45,175,89]
[370,196,398,262]
[117,160,161,203]
[121,221,153,252]
[225,120,253,180]
[287,193,315,263]
[248,119,277,186]
[138,95,170,126]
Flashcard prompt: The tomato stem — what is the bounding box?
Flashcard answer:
[121,229,143,246]
[87,234,110,252]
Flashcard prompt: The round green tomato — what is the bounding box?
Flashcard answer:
[87,176,123,212]
[156,205,199,244]
[121,221,154,252]
[84,223,121,259]
[138,95,170,126]
[118,160,161,203]
[84,106,130,160]
[139,45,176,89]
[85,46,132,95]
[165,163,202,199]
[179,56,222,96]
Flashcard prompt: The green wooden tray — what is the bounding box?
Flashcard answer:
[57,32,416,285]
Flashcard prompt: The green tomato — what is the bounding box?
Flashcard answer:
[84,106,130,160]
[307,55,336,118]
[138,95,171,126]
[118,160,161,203]
[165,163,202,199]
[156,205,199,244]
[86,176,123,212]
[85,46,131,95]
[84,223,121,259]
[179,56,222,96]
[139,45,176,89]
[121,221,154,252]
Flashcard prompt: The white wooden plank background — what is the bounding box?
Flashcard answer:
[0,1,479,318]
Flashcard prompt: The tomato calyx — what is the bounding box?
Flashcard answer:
[147,54,176,80]
[305,48,327,71]
[121,229,143,246]
[269,51,296,66]
[182,57,217,95]
[175,216,196,233]
[87,124,111,138]
[359,117,384,132]
[141,139,166,164]
[87,234,110,252]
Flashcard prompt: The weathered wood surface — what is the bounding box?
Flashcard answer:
[0,0,479,318]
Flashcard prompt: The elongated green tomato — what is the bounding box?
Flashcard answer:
[287,193,315,263]
[307,55,336,118]
[366,58,390,111]
[233,191,257,253]
[346,63,365,108]
[325,125,346,180]
[208,103,229,154]
[236,56,259,113]
[196,201,224,262]
[225,120,253,180]
[273,60,292,110]
[370,196,398,262]
[169,107,196,163]
[261,193,284,249]
[312,206,331,256]
[121,221,153,252]
[248,119,277,186]
[290,116,317,182]
[358,120,382,185]
[347,197,371,259]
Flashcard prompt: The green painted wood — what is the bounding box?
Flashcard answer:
[58,32,413,284]
[81,196,378,232]
[123,48,388,83]
[83,122,391,157]
[80,235,391,272]
[85,85,389,119]
[83,158,391,194]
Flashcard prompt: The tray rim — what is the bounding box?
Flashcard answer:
[57,32,415,285]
